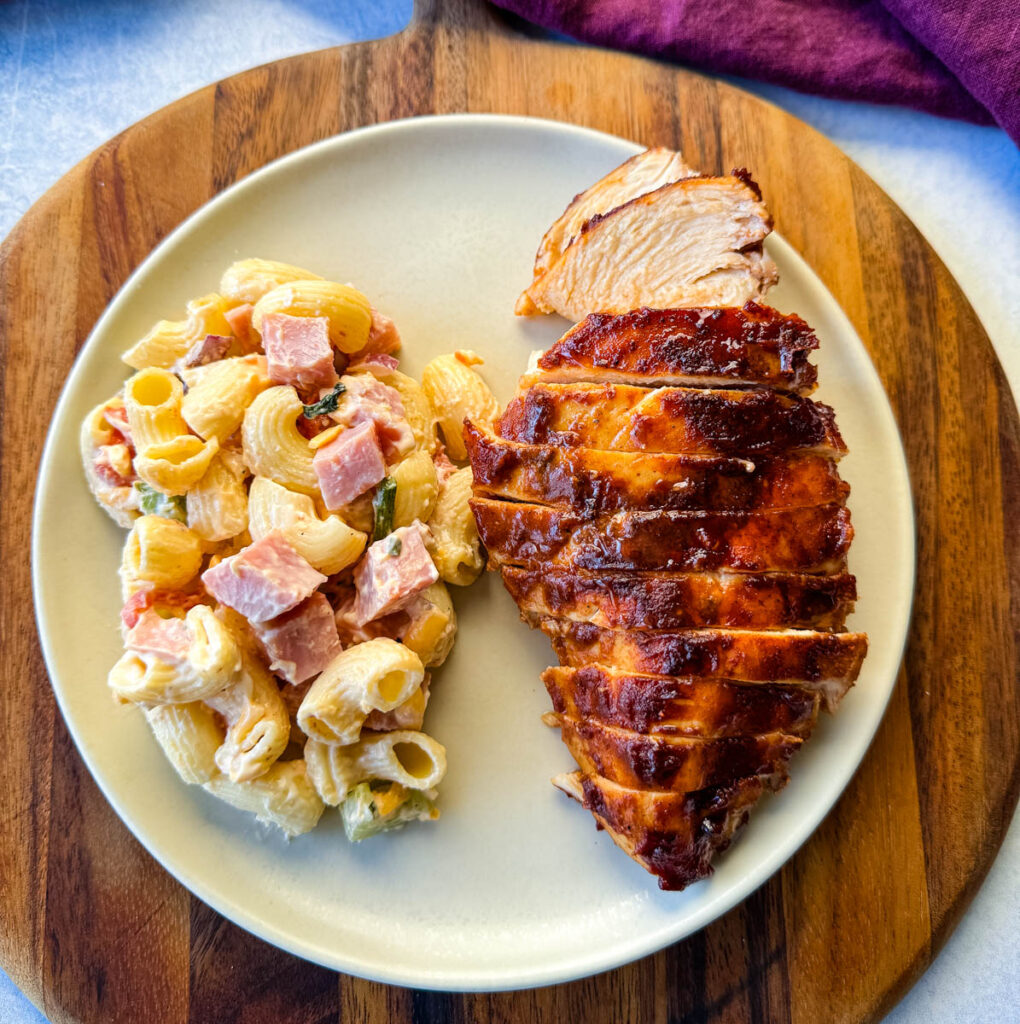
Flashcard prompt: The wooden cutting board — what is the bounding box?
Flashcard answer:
[2,1,1017,1021]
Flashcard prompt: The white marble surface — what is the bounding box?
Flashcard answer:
[1,0,1016,1019]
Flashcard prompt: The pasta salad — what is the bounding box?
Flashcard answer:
[80,259,499,839]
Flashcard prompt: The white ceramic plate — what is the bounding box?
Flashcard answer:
[33,114,914,991]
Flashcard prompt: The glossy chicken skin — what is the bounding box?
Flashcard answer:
[541,620,867,709]
[498,382,846,457]
[553,770,785,890]
[502,566,857,631]
[465,424,849,514]
[532,304,818,394]
[543,666,820,739]
[471,498,853,574]
[554,714,801,792]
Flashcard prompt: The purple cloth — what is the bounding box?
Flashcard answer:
[492,0,1019,143]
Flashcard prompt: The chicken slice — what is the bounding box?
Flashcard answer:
[533,147,699,275]
[471,498,853,575]
[464,423,848,514]
[543,665,820,739]
[552,714,801,792]
[540,621,867,711]
[498,382,847,458]
[517,172,778,321]
[553,770,785,890]
[503,566,857,632]
[529,303,817,394]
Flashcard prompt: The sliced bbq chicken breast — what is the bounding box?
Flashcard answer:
[538,621,866,713]
[533,147,699,276]
[542,666,821,739]
[516,158,778,321]
[465,425,850,515]
[528,303,819,395]
[553,714,802,793]
[551,770,783,891]
[471,499,853,575]
[479,181,863,891]
[467,301,866,888]
[502,567,857,632]
[498,381,847,458]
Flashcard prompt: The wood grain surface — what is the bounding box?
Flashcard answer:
[2,1,1018,1021]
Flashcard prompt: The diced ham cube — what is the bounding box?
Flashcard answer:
[201,530,326,622]
[125,609,192,663]
[360,310,402,357]
[332,373,414,460]
[334,594,408,646]
[262,312,339,391]
[253,592,342,685]
[224,303,257,350]
[313,419,386,510]
[181,334,232,368]
[349,353,399,375]
[352,523,439,625]
[120,589,204,630]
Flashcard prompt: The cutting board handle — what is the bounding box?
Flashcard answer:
[411,0,509,32]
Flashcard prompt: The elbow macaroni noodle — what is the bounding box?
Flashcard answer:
[187,451,250,543]
[248,476,366,575]
[391,450,439,528]
[124,368,189,450]
[297,638,425,746]
[80,258,497,838]
[205,650,291,783]
[242,386,319,494]
[305,730,447,805]
[427,467,484,586]
[122,293,233,370]
[204,760,325,837]
[110,606,241,704]
[144,702,224,785]
[134,434,220,495]
[421,351,499,460]
[220,258,323,306]
[180,356,270,441]
[122,515,204,590]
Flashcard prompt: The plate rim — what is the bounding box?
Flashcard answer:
[31,111,917,991]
